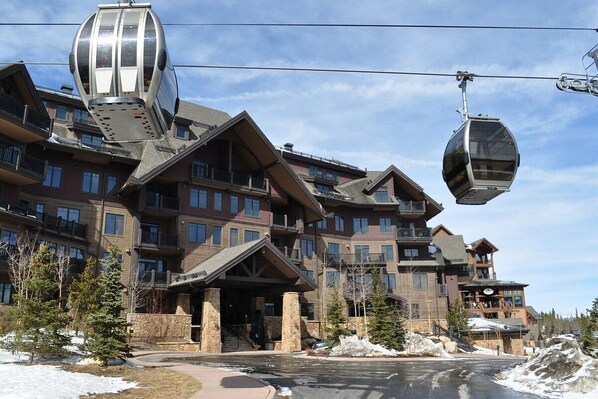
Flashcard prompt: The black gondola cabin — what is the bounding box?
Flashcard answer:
[70,2,178,142]
[442,116,519,205]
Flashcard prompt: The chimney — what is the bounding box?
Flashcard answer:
[60,84,74,94]
[283,142,294,152]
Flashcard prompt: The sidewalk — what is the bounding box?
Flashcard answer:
[130,351,276,399]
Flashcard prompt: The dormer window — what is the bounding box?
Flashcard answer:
[175,123,188,139]
[374,185,389,202]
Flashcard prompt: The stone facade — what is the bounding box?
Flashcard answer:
[200,288,222,353]
[281,292,301,352]
[127,313,192,342]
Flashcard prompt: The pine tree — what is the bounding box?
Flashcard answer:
[9,245,70,363]
[86,246,131,366]
[68,258,101,342]
[446,297,469,338]
[326,287,351,345]
[368,269,406,350]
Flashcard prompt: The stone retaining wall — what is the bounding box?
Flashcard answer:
[127,313,191,342]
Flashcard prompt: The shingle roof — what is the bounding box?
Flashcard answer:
[432,235,468,265]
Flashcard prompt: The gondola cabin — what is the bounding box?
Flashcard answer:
[442,116,519,205]
[69,3,178,142]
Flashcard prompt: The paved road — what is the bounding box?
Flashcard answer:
[165,353,536,399]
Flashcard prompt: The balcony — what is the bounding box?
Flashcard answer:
[328,253,386,267]
[275,246,301,263]
[396,198,426,218]
[0,93,50,142]
[144,194,179,214]
[396,227,432,243]
[135,230,180,252]
[313,189,354,202]
[192,163,268,193]
[139,270,179,289]
[270,213,300,233]
[43,214,87,241]
[0,145,46,185]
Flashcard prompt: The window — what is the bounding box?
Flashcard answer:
[354,245,370,262]
[375,186,389,202]
[327,242,340,261]
[57,207,80,223]
[192,161,210,178]
[175,124,187,139]
[81,133,103,148]
[301,239,313,257]
[190,188,208,209]
[230,195,239,214]
[244,230,260,243]
[404,248,420,258]
[316,184,330,194]
[73,108,90,124]
[43,165,62,188]
[212,226,222,245]
[69,247,84,260]
[410,303,421,319]
[353,217,368,234]
[316,219,327,230]
[138,258,165,274]
[301,303,315,320]
[244,197,260,217]
[230,228,239,247]
[82,171,101,193]
[413,272,428,289]
[326,271,340,287]
[381,244,394,261]
[188,222,207,244]
[0,282,12,304]
[55,104,68,120]
[106,175,117,194]
[213,192,222,211]
[334,215,345,232]
[383,273,397,290]
[305,270,315,282]
[377,217,391,234]
[1,230,17,245]
[35,203,45,218]
[46,241,58,253]
[104,213,124,236]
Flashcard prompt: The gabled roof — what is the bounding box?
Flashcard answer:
[120,110,325,223]
[0,63,50,122]
[169,237,316,291]
[432,224,455,237]
[432,234,468,265]
[470,238,499,253]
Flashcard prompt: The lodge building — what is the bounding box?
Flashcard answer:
[0,63,528,352]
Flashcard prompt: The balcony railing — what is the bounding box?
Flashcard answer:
[0,145,45,177]
[0,93,51,131]
[139,270,178,288]
[271,213,297,230]
[146,195,179,211]
[328,253,386,265]
[397,198,426,215]
[396,227,432,241]
[275,246,301,262]
[77,139,131,157]
[313,189,354,202]
[43,215,87,240]
[138,230,179,248]
[192,163,268,192]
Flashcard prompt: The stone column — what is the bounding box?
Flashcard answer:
[176,293,191,315]
[251,296,265,317]
[200,288,221,353]
[281,292,301,352]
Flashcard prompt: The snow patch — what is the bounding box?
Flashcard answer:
[495,335,598,398]
[330,335,398,357]
[400,333,453,358]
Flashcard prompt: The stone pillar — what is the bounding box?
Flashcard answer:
[200,288,221,353]
[281,292,301,352]
[176,293,191,315]
[251,296,265,319]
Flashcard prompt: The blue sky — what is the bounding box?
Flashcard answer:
[2,1,597,316]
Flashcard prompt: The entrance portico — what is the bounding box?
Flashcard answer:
[170,238,316,353]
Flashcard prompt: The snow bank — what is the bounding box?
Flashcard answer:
[330,335,398,357]
[0,349,138,398]
[495,335,598,398]
[400,333,453,358]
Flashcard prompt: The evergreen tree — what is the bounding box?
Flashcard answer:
[326,287,351,345]
[368,269,406,350]
[9,245,70,363]
[446,298,469,338]
[579,314,596,354]
[86,246,130,366]
[68,258,101,342]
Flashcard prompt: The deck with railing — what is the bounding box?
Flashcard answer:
[139,270,179,288]
[137,230,179,248]
[0,92,51,132]
[192,163,268,192]
[328,253,386,266]
[0,144,45,177]
[145,195,179,212]
[396,227,432,241]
